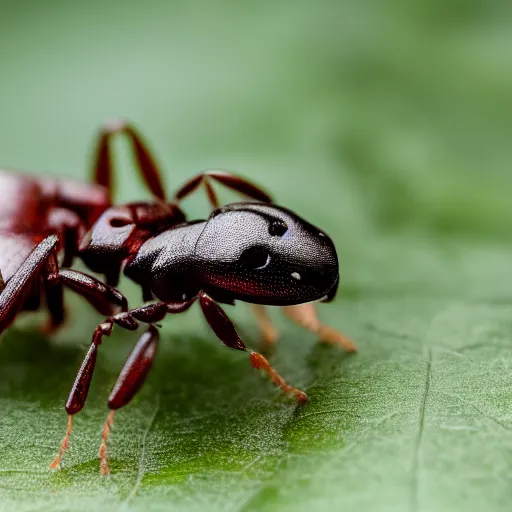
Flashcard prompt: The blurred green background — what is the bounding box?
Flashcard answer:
[0,1,512,511]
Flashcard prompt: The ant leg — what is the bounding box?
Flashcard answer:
[108,325,159,410]
[43,267,128,334]
[47,208,85,267]
[50,300,193,471]
[43,275,65,334]
[100,325,159,475]
[99,410,116,476]
[42,236,69,333]
[174,170,272,210]
[0,235,59,335]
[281,304,357,352]
[0,235,125,335]
[141,284,153,303]
[92,119,166,201]
[50,342,100,468]
[198,292,308,403]
[57,269,128,316]
[251,305,279,354]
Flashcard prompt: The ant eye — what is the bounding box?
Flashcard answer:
[268,220,287,236]
[239,246,270,270]
[110,217,130,228]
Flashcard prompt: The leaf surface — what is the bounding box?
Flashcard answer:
[0,1,511,511]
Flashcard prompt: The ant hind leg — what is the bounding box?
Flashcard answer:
[0,235,60,336]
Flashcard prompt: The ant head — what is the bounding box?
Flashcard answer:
[194,203,339,306]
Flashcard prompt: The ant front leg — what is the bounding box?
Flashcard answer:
[92,119,166,201]
[174,170,272,209]
[251,304,279,355]
[198,292,308,404]
[251,304,357,354]
[50,300,194,473]
[282,304,357,352]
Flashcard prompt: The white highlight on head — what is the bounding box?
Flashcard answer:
[255,253,271,270]
[291,272,301,280]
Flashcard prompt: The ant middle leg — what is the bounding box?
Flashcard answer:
[99,325,159,474]
[92,120,166,201]
[56,269,128,316]
[42,267,129,334]
[50,300,194,472]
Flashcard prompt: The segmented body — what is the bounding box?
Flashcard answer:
[0,169,110,311]
[0,121,354,476]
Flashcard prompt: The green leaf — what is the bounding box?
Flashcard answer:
[0,1,511,511]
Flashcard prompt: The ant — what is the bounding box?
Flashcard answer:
[0,120,356,474]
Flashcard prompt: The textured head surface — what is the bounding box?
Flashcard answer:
[194,202,339,305]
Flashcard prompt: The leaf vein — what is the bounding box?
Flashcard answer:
[120,393,161,509]
[411,348,432,512]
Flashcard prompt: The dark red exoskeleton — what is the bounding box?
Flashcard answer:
[0,120,356,474]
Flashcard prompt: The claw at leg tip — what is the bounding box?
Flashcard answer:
[318,324,358,352]
[49,459,61,470]
[295,391,309,404]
